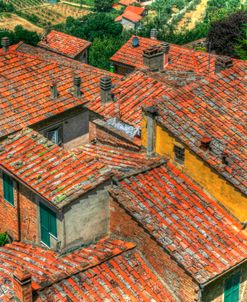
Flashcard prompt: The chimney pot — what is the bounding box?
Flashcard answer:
[162,42,170,54]
[200,136,211,151]
[73,75,82,97]
[13,267,32,302]
[50,82,58,99]
[1,37,10,53]
[150,28,158,40]
[100,76,112,103]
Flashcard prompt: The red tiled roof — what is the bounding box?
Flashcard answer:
[154,60,247,195]
[111,163,247,284]
[115,15,122,22]
[111,35,219,75]
[74,143,160,175]
[122,11,143,23]
[0,50,120,138]
[0,238,135,301]
[125,5,145,15]
[0,129,112,207]
[38,30,91,58]
[119,0,137,6]
[37,250,175,302]
[88,71,173,127]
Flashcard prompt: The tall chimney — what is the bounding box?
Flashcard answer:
[50,81,58,99]
[215,56,233,73]
[150,28,158,40]
[73,75,82,97]
[162,42,170,67]
[143,45,164,71]
[100,76,112,103]
[13,267,32,302]
[1,37,10,53]
[143,106,158,157]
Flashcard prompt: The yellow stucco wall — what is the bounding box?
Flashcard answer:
[142,118,247,222]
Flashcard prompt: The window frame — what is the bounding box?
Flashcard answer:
[224,271,241,302]
[45,126,63,146]
[173,144,185,164]
[2,172,14,206]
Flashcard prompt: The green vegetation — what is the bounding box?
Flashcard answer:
[0,233,8,246]
[0,0,15,12]
[0,25,40,46]
[94,0,114,12]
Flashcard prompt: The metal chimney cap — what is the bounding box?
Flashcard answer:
[100,76,112,90]
[150,28,158,39]
[73,75,81,86]
[162,42,170,54]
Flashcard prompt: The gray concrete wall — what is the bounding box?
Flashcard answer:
[121,18,138,30]
[61,183,110,251]
[37,108,89,150]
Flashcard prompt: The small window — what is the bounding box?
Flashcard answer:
[3,172,14,205]
[174,145,185,164]
[46,127,62,146]
[224,272,240,302]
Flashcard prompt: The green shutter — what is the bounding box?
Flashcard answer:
[40,203,57,247]
[224,272,240,302]
[3,172,14,205]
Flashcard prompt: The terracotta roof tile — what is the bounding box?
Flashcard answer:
[0,238,134,300]
[122,11,143,22]
[38,30,91,58]
[119,0,137,6]
[0,129,112,207]
[0,50,120,138]
[125,6,145,15]
[154,60,247,195]
[36,250,175,302]
[111,163,247,284]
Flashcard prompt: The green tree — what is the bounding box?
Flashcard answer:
[234,24,247,60]
[14,25,40,46]
[94,0,114,12]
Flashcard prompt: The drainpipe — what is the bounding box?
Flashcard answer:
[16,181,21,241]
[143,106,158,157]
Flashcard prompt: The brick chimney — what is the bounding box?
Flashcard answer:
[143,106,158,157]
[215,56,233,73]
[200,136,211,151]
[162,42,170,67]
[13,267,32,302]
[73,75,82,97]
[100,76,112,103]
[143,45,164,71]
[1,37,10,53]
[150,28,158,40]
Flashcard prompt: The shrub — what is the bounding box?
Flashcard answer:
[0,233,8,246]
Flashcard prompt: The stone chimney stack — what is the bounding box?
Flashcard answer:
[143,106,158,157]
[143,45,164,71]
[1,37,10,53]
[13,267,33,302]
[215,56,233,73]
[50,81,58,99]
[100,76,112,103]
[73,75,82,98]
[150,28,158,40]
[162,42,170,67]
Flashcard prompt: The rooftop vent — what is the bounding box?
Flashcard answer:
[162,42,170,54]
[1,37,10,53]
[200,136,211,151]
[73,75,82,98]
[215,56,233,73]
[150,28,158,40]
[222,150,230,166]
[132,36,139,48]
[100,76,112,103]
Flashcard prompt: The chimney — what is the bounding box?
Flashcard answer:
[143,106,158,157]
[200,136,211,151]
[215,56,233,73]
[143,45,164,71]
[100,76,112,103]
[13,267,32,302]
[150,28,158,40]
[50,81,58,99]
[162,42,170,67]
[73,75,82,97]
[1,37,10,53]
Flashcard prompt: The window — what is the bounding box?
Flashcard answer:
[3,172,14,205]
[40,202,57,247]
[174,145,185,164]
[224,272,240,302]
[46,127,62,146]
